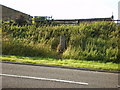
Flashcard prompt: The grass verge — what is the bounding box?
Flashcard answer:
[0,55,119,71]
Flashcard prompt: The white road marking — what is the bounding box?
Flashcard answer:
[0,73,88,85]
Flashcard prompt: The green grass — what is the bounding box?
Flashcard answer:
[1,55,119,71]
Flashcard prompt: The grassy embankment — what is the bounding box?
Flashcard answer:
[1,21,120,71]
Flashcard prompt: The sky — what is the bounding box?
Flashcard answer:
[0,0,120,20]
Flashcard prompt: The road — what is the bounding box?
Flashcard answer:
[1,62,119,88]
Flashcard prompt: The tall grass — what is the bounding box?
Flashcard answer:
[2,21,119,63]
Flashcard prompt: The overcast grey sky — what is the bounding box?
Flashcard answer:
[0,0,119,20]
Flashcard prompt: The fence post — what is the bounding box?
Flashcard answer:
[57,35,66,53]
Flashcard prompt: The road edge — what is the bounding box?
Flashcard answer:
[1,61,120,73]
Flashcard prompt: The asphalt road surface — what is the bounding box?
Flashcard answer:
[1,62,119,88]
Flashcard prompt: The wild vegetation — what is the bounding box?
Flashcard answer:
[2,21,120,64]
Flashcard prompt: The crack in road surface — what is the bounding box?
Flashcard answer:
[0,73,88,85]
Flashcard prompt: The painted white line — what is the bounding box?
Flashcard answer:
[0,73,88,85]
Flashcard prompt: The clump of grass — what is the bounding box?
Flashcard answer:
[2,39,59,58]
